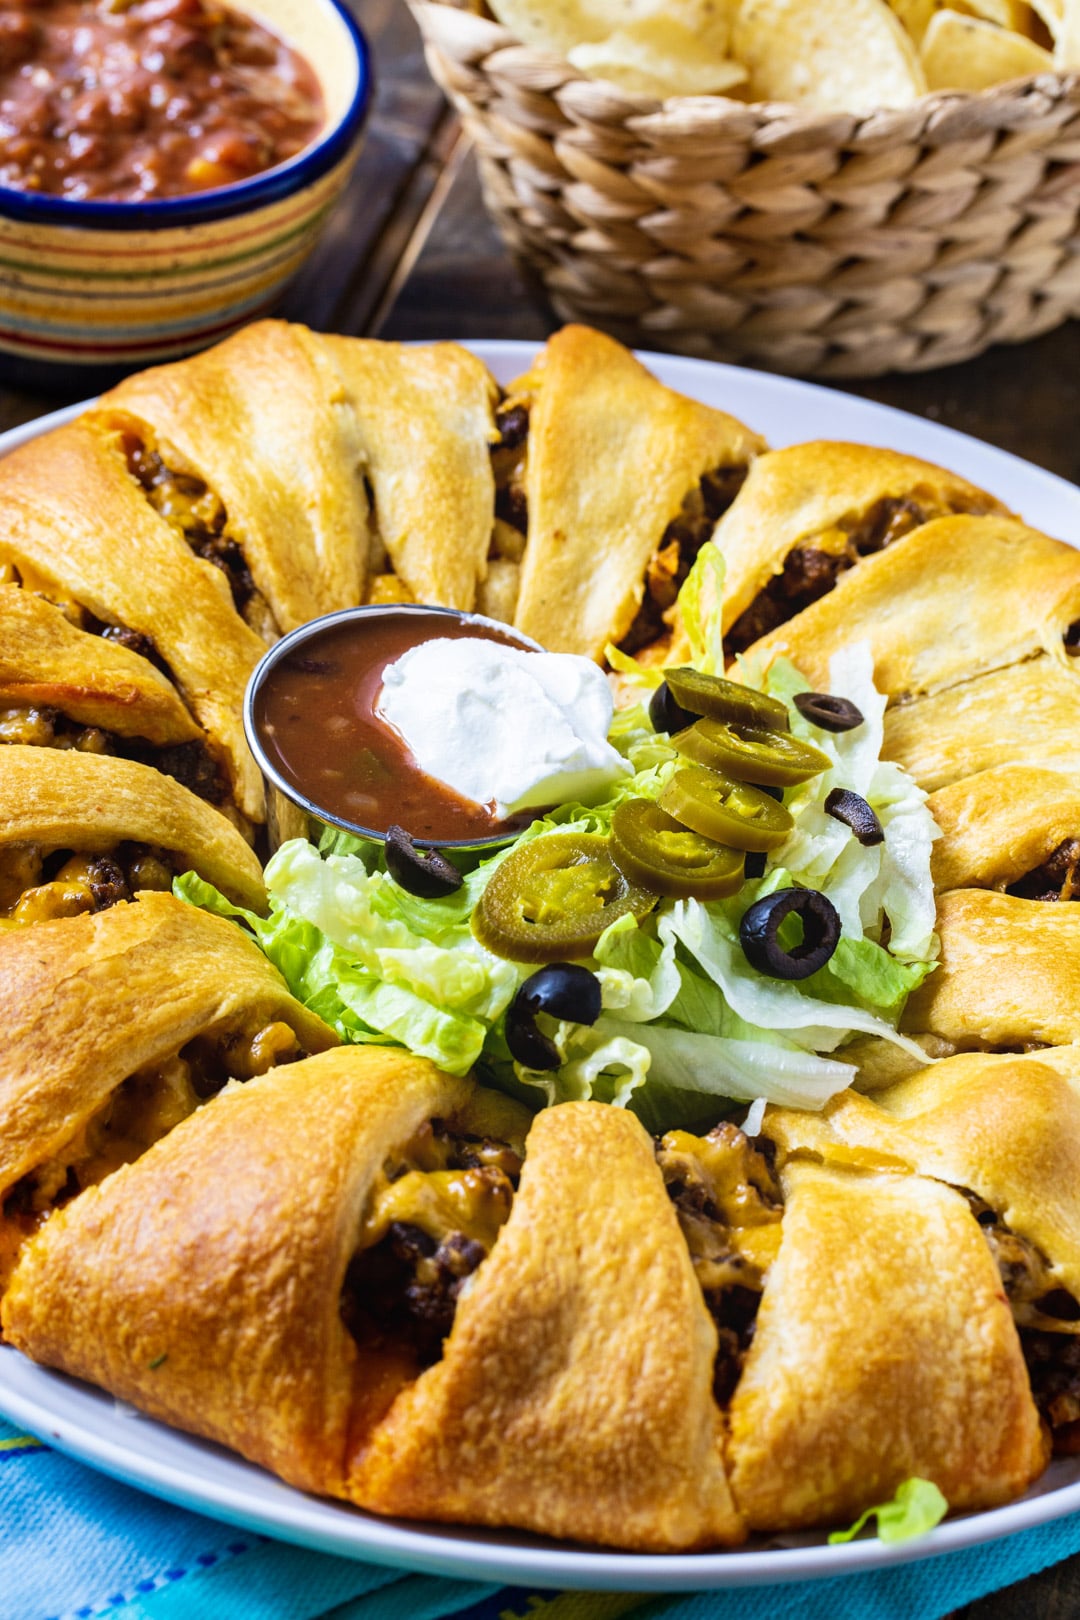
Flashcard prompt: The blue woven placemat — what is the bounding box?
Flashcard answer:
[4,1418,1079,1620]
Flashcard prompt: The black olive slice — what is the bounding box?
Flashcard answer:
[744,851,767,880]
[739,888,841,981]
[649,680,698,737]
[793,692,865,733]
[824,787,884,847]
[505,962,602,1070]
[1066,619,1080,657]
[384,825,463,899]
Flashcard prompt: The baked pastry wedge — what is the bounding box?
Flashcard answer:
[509,325,766,663]
[0,1052,744,1552]
[104,322,505,628]
[0,583,200,752]
[352,1103,744,1550]
[883,657,1080,793]
[742,515,1080,702]
[727,1159,1046,1528]
[317,334,501,612]
[0,746,265,921]
[764,1049,1080,1451]
[100,321,369,639]
[713,442,1003,658]
[902,889,1080,1051]
[929,766,1080,898]
[0,891,335,1292]
[0,417,267,823]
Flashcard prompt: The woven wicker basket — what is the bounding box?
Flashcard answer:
[407,0,1080,377]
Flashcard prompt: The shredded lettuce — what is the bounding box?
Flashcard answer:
[679,538,726,675]
[604,642,664,694]
[177,548,941,1129]
[759,643,939,963]
[828,1478,948,1545]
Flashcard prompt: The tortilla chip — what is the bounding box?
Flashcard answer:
[922,9,1053,85]
[1056,0,1080,59]
[733,0,927,111]
[959,0,1038,29]
[569,19,747,96]
[489,0,734,59]
[886,0,941,43]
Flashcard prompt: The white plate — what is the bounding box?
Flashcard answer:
[2,345,1080,1593]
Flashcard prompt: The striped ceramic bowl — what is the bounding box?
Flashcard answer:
[0,0,371,371]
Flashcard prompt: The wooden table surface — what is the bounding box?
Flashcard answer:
[1,2,1078,1611]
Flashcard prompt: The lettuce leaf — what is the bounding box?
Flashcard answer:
[174,868,510,1076]
[828,1478,948,1545]
[666,893,932,1061]
[760,643,940,963]
[679,538,726,676]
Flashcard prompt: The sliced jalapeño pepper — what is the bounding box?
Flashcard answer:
[610,799,745,899]
[659,766,793,852]
[675,717,831,787]
[664,667,789,732]
[473,832,656,963]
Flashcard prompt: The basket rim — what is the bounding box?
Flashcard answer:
[408,0,1080,132]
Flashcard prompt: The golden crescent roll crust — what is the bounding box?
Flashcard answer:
[713,441,1002,638]
[0,892,335,1199]
[902,888,1080,1048]
[102,321,370,635]
[883,657,1080,792]
[352,1101,744,1551]
[764,1050,1080,1300]
[512,325,765,661]
[0,417,266,821]
[727,1160,1046,1529]
[929,766,1080,893]
[0,1050,509,1497]
[319,335,500,611]
[746,515,1080,700]
[0,747,264,911]
[0,585,200,747]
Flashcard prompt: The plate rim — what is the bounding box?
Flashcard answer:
[2,346,1079,1592]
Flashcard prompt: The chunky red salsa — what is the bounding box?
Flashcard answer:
[253,612,539,847]
[0,0,324,202]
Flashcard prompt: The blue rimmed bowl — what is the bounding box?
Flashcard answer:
[0,0,371,372]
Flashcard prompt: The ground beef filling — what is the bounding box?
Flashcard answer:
[1006,839,1080,903]
[0,559,174,682]
[657,1123,784,1404]
[0,840,180,923]
[477,399,531,625]
[725,545,855,659]
[619,466,749,658]
[0,704,228,806]
[490,400,529,538]
[724,493,988,658]
[1022,1335,1080,1452]
[341,1122,522,1367]
[964,1190,1080,1450]
[125,438,257,618]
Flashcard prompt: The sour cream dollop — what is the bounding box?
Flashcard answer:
[377,638,631,819]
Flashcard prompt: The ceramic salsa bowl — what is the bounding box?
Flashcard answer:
[0,0,371,372]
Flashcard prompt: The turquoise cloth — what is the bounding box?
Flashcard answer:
[3,1416,1079,1620]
